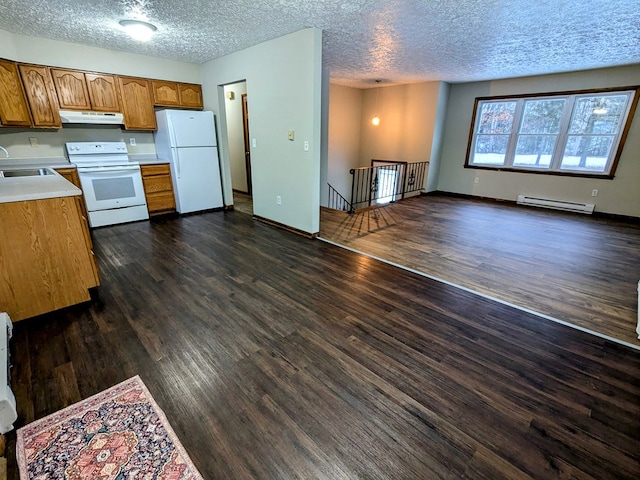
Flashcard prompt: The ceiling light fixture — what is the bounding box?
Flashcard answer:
[119,19,157,41]
[371,80,381,127]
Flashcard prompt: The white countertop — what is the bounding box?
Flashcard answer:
[0,168,81,204]
[137,159,170,165]
[0,155,168,167]
[129,154,168,165]
[0,157,72,169]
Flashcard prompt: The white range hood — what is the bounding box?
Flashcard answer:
[60,110,124,125]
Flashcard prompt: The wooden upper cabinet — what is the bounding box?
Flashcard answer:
[51,68,91,110]
[85,73,121,112]
[178,83,203,108]
[152,80,180,107]
[0,59,32,127]
[52,69,121,112]
[117,76,157,130]
[152,80,203,109]
[18,64,61,128]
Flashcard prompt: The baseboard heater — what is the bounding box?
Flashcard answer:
[517,195,595,214]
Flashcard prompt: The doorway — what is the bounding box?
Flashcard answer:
[241,93,252,195]
[223,81,253,215]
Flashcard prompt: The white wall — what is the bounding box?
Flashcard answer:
[326,84,363,202]
[0,29,17,58]
[426,82,450,192]
[319,66,330,207]
[0,126,155,160]
[224,82,249,193]
[325,81,448,205]
[437,65,640,217]
[201,28,323,235]
[359,82,443,167]
[0,29,202,161]
[1,30,201,82]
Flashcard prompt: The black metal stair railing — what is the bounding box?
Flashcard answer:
[349,160,429,212]
[327,183,353,212]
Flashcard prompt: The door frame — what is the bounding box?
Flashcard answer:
[242,93,253,195]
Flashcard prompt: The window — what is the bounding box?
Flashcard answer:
[466,88,638,177]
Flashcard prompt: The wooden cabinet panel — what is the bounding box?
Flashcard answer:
[146,191,177,213]
[54,167,87,219]
[51,68,91,110]
[152,80,203,109]
[141,163,176,215]
[143,174,174,194]
[54,166,81,188]
[178,83,203,108]
[86,73,121,112]
[0,59,32,127]
[152,80,180,106]
[18,64,61,128]
[0,195,99,322]
[75,196,99,284]
[141,163,171,177]
[118,76,157,130]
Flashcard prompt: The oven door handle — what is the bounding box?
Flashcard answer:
[78,165,141,174]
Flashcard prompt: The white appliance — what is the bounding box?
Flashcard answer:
[0,312,17,434]
[66,142,149,228]
[154,109,224,213]
[59,110,124,125]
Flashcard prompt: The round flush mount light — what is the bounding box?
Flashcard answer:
[119,19,157,41]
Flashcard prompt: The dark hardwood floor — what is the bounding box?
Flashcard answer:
[7,209,640,479]
[320,194,640,346]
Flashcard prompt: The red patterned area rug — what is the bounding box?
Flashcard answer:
[17,375,203,479]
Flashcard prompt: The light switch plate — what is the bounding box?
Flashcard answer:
[288,130,294,141]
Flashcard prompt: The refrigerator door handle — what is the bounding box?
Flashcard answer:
[174,149,181,179]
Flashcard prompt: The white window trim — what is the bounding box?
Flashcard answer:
[465,87,639,178]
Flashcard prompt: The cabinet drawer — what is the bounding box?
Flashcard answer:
[141,163,171,176]
[146,191,176,213]
[143,174,173,194]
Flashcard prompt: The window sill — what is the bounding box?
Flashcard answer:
[463,164,614,179]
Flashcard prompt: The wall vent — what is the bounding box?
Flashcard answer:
[516,195,595,214]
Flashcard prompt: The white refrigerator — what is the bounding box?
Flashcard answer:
[154,109,224,213]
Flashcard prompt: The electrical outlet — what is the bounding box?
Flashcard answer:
[129,138,136,146]
[474,177,479,184]
[29,137,38,147]
[276,195,281,205]
[591,189,598,197]
[303,140,309,152]
[252,138,257,148]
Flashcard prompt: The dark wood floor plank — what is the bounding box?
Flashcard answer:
[320,195,640,345]
[6,208,640,479]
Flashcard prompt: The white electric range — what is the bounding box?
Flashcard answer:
[66,142,149,227]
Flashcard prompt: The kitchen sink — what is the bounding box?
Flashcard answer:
[0,168,54,178]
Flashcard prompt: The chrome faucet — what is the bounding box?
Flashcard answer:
[0,146,9,158]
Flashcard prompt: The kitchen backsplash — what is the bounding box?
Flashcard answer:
[0,125,156,160]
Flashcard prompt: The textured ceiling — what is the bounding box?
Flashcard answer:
[1,0,639,88]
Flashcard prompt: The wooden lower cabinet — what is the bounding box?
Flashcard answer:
[0,195,99,322]
[54,166,88,219]
[141,163,176,216]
